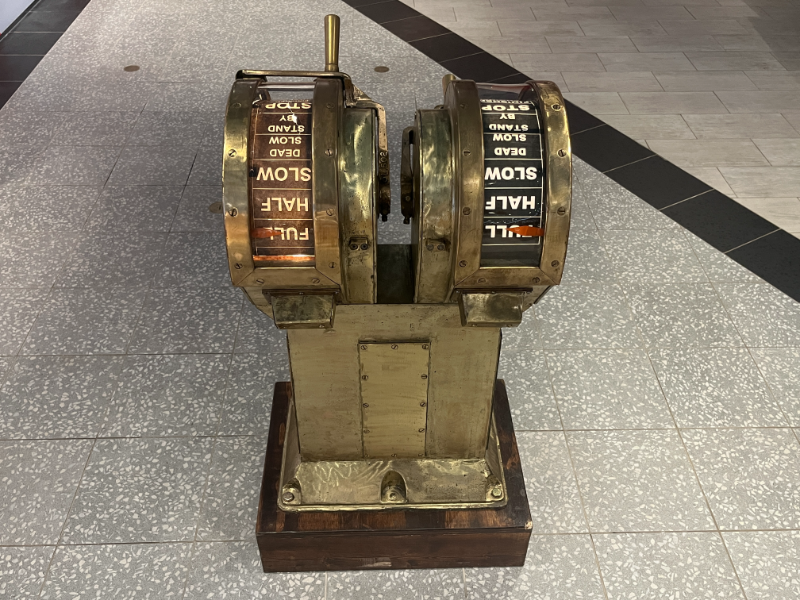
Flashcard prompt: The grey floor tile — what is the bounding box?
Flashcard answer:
[233,299,287,354]
[0,289,47,355]
[0,147,41,187]
[41,543,192,600]
[715,283,800,347]
[499,349,562,431]
[144,81,231,114]
[598,201,683,231]
[724,531,800,600]
[517,431,588,533]
[171,186,223,232]
[568,430,714,532]
[0,440,92,544]
[103,354,230,437]
[595,532,745,600]
[85,185,183,231]
[0,356,123,440]
[650,348,787,427]
[602,229,708,284]
[108,145,197,186]
[683,428,800,530]
[0,110,62,146]
[560,227,615,284]
[61,437,213,544]
[535,284,644,349]
[0,186,102,232]
[126,111,215,147]
[184,541,325,599]
[22,288,147,356]
[196,436,264,541]
[29,146,121,186]
[465,534,605,600]
[154,232,230,288]
[220,353,289,436]
[329,569,465,600]
[51,111,139,146]
[547,349,673,430]
[624,283,743,348]
[188,145,222,186]
[0,231,83,288]
[54,231,168,288]
[0,546,54,599]
[751,348,800,426]
[685,233,763,283]
[128,287,241,354]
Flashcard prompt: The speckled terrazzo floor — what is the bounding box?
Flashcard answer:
[1,0,800,598]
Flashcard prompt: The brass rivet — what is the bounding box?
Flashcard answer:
[426,244,434,251]
[123,65,140,72]
[551,260,559,267]
[462,207,471,215]
[459,260,467,267]
[228,149,236,157]
[374,65,389,73]
[231,102,241,108]
[558,149,567,157]
[437,244,444,250]
[325,148,333,156]
[311,278,320,284]
[533,277,540,284]
[391,344,398,349]
[282,491,295,502]
[362,375,368,380]
[557,206,566,216]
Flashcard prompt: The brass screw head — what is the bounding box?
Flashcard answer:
[421,374,428,379]
[256,279,264,284]
[426,244,434,251]
[363,403,369,408]
[533,277,540,284]
[437,244,444,250]
[551,260,559,267]
[350,243,359,250]
[459,260,467,267]
[552,104,562,111]
[361,375,368,380]
[311,278,320,284]
[418,428,425,432]
[360,243,369,250]
[557,206,566,216]
[491,487,503,498]
[360,345,367,350]
[228,149,236,157]
[420,402,426,407]
[462,207,471,215]
[234,263,242,269]
[558,149,567,157]
[282,491,295,502]
[422,344,429,350]
[391,344,398,349]
[228,208,238,217]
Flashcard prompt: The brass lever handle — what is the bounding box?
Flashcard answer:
[324,14,340,72]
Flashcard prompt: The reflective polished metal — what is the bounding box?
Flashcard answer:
[222,15,571,528]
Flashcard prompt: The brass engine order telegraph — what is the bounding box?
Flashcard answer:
[222,15,571,571]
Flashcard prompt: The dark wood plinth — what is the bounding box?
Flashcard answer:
[256,380,532,572]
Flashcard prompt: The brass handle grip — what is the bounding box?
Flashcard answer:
[324,14,340,72]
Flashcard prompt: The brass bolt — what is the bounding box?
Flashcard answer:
[326,103,333,109]
[325,148,333,156]
[228,149,236,157]
[426,244,434,251]
[557,206,566,216]
[363,403,369,408]
[418,428,425,432]
[360,345,367,350]
[311,278,320,284]
[437,244,444,251]
[558,149,567,157]
[391,344,398,349]
[552,104,562,111]
[532,277,540,284]
[234,263,242,269]
[459,260,467,267]
[551,260,559,267]
[421,374,428,379]
[420,402,426,407]
[282,491,295,502]
[459,103,466,109]
[478,278,486,283]
[329,262,335,268]
[363,429,370,433]
[462,207,471,215]
[491,487,503,498]
[228,208,238,217]
[326,208,334,216]
[463,150,470,156]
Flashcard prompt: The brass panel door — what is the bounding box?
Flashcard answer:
[359,343,430,459]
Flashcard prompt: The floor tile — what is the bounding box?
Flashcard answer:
[654,70,757,92]
[220,353,289,436]
[512,52,605,73]
[0,31,62,55]
[717,90,800,113]
[735,197,800,232]
[128,287,241,354]
[29,145,120,186]
[578,20,668,37]
[595,532,745,600]
[103,354,230,437]
[108,145,196,186]
[682,166,736,196]
[15,10,82,33]
[650,348,787,427]
[22,288,147,355]
[126,111,214,148]
[571,124,655,172]
[153,232,230,287]
[85,185,183,231]
[563,91,629,114]
[517,431,588,533]
[196,436,264,541]
[464,534,604,600]
[562,70,663,92]
[683,113,799,139]
[184,541,325,599]
[51,111,139,146]
[602,229,708,283]
[648,139,769,168]
[535,284,644,349]
[683,428,800,530]
[232,300,286,355]
[721,166,800,198]
[0,289,47,355]
[0,439,92,544]
[497,20,583,36]
[171,186,223,232]
[620,91,729,114]
[499,349,562,431]
[753,138,800,166]
[547,348,673,430]
[41,543,191,600]
[0,230,84,288]
[724,531,800,600]
[0,110,62,146]
[61,437,212,544]
[329,567,465,599]
[714,282,800,347]
[54,231,168,288]
[631,35,724,52]
[605,156,712,211]
[602,114,695,140]
[751,348,800,427]
[0,546,54,599]
[623,283,744,348]
[559,227,614,284]
[0,185,101,231]
[687,50,784,71]
[0,356,123,439]
[659,19,750,35]
[0,147,41,186]
[685,232,763,283]
[568,430,715,532]
[600,52,697,72]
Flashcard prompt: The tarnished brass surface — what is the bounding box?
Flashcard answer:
[324,14,340,72]
[359,343,429,459]
[271,293,335,329]
[287,304,500,461]
[412,109,455,304]
[277,398,507,512]
[338,108,377,303]
[459,291,524,327]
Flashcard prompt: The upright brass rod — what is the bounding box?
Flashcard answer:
[442,74,457,98]
[324,14,340,72]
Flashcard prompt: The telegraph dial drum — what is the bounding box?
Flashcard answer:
[402,78,572,325]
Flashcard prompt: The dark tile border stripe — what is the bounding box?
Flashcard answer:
[344,0,800,302]
[1,0,798,301]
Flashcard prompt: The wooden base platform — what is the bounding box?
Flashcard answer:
[256,380,532,572]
